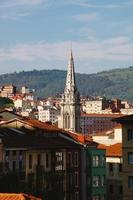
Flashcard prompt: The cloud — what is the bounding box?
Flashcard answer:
[0,12,31,20]
[55,0,123,9]
[1,0,46,7]
[0,37,133,64]
[0,0,49,21]
[73,13,98,22]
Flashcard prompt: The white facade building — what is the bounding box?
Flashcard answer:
[39,106,59,124]
[92,126,122,146]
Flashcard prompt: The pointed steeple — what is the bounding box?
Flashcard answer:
[58,48,81,132]
[65,49,77,94]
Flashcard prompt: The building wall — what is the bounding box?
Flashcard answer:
[0,139,3,162]
[122,124,133,200]
[92,128,122,146]
[81,114,121,134]
[38,108,59,123]
[86,148,106,200]
[106,157,122,200]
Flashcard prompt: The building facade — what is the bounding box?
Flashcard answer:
[86,147,106,200]
[115,115,133,200]
[99,143,123,200]
[81,113,123,134]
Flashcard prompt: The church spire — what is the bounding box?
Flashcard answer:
[58,49,81,132]
[65,49,77,94]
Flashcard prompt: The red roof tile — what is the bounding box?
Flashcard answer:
[24,119,61,132]
[0,193,41,200]
[67,131,97,146]
[98,143,122,157]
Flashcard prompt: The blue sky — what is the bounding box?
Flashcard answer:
[0,0,133,74]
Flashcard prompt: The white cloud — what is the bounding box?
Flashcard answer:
[0,12,31,20]
[1,0,46,7]
[55,0,123,9]
[73,13,98,22]
[0,37,133,64]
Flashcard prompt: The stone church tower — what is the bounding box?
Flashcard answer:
[59,50,80,132]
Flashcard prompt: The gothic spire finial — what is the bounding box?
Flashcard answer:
[65,47,76,93]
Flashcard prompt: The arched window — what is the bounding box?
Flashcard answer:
[65,113,70,129]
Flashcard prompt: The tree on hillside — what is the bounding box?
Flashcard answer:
[0,97,14,109]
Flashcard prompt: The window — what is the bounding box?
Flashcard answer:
[93,155,100,167]
[13,150,16,156]
[19,160,22,171]
[109,184,114,193]
[128,176,133,189]
[74,172,79,187]
[68,152,72,168]
[19,150,23,160]
[119,163,122,172]
[92,176,99,187]
[55,152,63,170]
[100,196,105,200]
[12,161,16,171]
[68,173,73,186]
[29,154,32,169]
[128,129,133,141]
[37,154,41,166]
[5,162,9,169]
[75,192,79,200]
[101,176,105,186]
[101,156,106,166]
[46,153,49,168]
[128,152,133,164]
[109,163,113,172]
[74,152,79,167]
[5,150,9,156]
[65,113,70,129]
[119,186,123,194]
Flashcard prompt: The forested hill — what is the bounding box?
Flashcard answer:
[0,67,133,100]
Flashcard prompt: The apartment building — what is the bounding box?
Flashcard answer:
[82,98,109,114]
[0,84,16,98]
[38,106,59,124]
[0,119,82,199]
[0,117,106,200]
[114,115,133,200]
[86,147,106,200]
[81,113,123,134]
[99,143,122,200]
[91,124,122,146]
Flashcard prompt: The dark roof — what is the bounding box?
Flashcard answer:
[0,110,22,121]
[113,114,133,123]
[0,127,81,149]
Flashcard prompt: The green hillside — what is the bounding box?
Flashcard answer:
[0,67,133,100]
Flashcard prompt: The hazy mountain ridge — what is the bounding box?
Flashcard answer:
[0,67,133,100]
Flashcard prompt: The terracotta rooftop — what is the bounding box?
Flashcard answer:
[0,193,41,200]
[0,118,96,147]
[24,119,61,132]
[67,131,97,146]
[98,143,122,157]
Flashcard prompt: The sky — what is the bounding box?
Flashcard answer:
[0,0,133,74]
